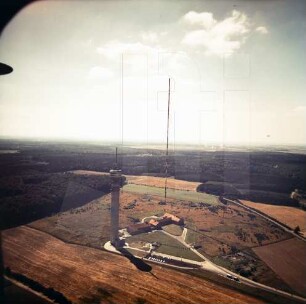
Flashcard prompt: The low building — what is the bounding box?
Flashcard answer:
[147,214,184,230]
[127,223,151,235]
[148,219,160,228]
[163,213,184,225]
[158,217,173,226]
[148,218,172,229]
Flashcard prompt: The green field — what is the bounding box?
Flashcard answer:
[162,224,183,236]
[127,231,204,262]
[123,184,219,205]
[185,228,199,245]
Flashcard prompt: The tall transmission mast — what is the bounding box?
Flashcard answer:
[164,78,171,204]
[110,147,122,248]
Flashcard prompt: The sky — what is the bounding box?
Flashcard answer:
[0,0,305,146]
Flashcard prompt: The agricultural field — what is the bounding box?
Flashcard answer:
[241,200,306,235]
[253,238,306,297]
[127,231,203,262]
[2,226,266,304]
[123,184,219,205]
[127,175,201,191]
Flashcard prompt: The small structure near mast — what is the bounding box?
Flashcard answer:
[109,147,122,248]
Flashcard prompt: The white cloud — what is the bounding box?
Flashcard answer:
[183,11,216,29]
[96,41,168,77]
[292,105,306,112]
[97,41,160,59]
[87,66,114,81]
[255,26,268,34]
[181,10,250,56]
[141,31,159,43]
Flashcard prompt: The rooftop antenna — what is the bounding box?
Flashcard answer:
[164,78,171,204]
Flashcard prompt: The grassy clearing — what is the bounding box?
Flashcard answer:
[213,225,236,233]
[162,224,183,236]
[185,228,200,245]
[212,256,234,270]
[184,220,200,245]
[127,231,203,262]
[123,184,219,205]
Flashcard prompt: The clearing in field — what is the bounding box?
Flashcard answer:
[126,231,204,262]
[127,175,201,191]
[241,200,306,235]
[123,184,219,205]
[162,224,183,236]
[253,238,306,297]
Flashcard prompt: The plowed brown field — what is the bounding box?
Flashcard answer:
[253,238,306,297]
[3,226,265,304]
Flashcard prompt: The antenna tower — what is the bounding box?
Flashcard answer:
[164,78,171,204]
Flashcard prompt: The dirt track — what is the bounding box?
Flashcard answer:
[2,226,265,304]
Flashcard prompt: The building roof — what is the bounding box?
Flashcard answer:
[163,213,182,223]
[127,223,151,234]
[158,218,172,225]
[148,219,159,226]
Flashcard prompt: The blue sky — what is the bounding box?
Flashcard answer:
[0,0,305,146]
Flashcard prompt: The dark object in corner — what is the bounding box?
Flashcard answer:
[0,63,13,75]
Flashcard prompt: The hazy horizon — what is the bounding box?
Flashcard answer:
[1,135,306,151]
[0,0,305,146]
